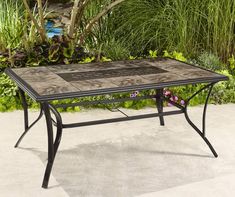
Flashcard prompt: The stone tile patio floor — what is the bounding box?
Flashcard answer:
[0,104,235,197]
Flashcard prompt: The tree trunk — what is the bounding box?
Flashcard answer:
[22,0,47,42]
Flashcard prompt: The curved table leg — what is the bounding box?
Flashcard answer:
[184,83,218,157]
[49,104,63,158]
[15,89,43,148]
[42,103,63,189]
[156,88,165,126]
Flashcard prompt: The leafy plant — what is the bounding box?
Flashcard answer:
[0,73,22,112]
[149,50,157,58]
[0,73,17,97]
[48,35,79,64]
[0,53,9,71]
[228,55,235,75]
[163,50,187,62]
[0,35,89,68]
[197,51,224,71]
[211,70,235,104]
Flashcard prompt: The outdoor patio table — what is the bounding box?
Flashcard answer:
[5,57,228,188]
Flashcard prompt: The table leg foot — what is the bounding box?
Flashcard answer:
[203,136,218,158]
[42,162,53,189]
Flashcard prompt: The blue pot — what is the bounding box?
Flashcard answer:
[45,21,63,38]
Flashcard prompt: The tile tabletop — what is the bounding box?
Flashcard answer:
[5,58,227,101]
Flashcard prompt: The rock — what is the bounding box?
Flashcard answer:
[45,2,73,29]
[46,12,61,19]
[61,16,71,27]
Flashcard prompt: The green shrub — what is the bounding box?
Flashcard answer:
[211,70,235,104]
[0,73,17,97]
[0,73,22,111]
[0,96,22,112]
[0,35,89,70]
[1,50,234,112]
[197,52,225,71]
[228,55,235,75]
[163,50,187,62]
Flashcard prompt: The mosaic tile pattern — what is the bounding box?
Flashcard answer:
[11,58,223,97]
[58,66,167,81]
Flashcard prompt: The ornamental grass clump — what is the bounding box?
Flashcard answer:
[0,0,26,51]
[111,0,235,60]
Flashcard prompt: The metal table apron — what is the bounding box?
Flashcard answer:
[5,57,228,188]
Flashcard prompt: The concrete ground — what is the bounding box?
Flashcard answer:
[0,104,235,197]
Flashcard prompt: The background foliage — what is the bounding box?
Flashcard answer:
[98,0,235,61]
[0,0,235,112]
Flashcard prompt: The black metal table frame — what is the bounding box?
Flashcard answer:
[14,81,218,189]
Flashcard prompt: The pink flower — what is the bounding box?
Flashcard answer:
[135,91,139,95]
[167,102,173,107]
[130,93,136,98]
[180,100,185,105]
[164,90,171,96]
